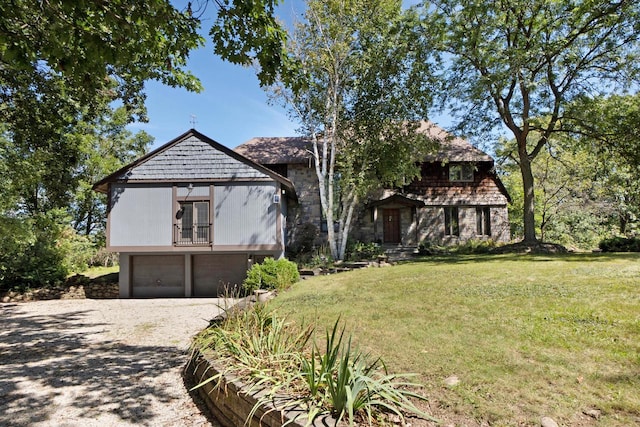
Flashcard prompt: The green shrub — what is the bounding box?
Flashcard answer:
[295,244,334,268]
[452,239,497,254]
[301,320,436,425]
[58,228,96,273]
[0,211,68,290]
[599,236,640,252]
[288,222,320,257]
[345,241,384,261]
[242,257,300,293]
[192,304,312,374]
[418,240,442,255]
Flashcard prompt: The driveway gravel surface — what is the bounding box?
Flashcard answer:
[0,298,231,426]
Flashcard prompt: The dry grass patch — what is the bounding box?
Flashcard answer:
[272,253,640,426]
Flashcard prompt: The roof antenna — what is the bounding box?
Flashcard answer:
[190,114,197,129]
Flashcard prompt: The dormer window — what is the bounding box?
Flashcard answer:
[449,163,474,182]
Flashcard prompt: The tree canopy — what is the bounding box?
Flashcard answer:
[210,0,291,86]
[0,0,204,123]
[565,93,640,234]
[417,0,640,243]
[0,0,204,217]
[0,0,295,286]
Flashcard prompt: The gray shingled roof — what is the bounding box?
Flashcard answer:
[120,135,270,181]
[417,121,493,162]
[93,130,296,195]
[235,121,493,165]
[235,136,313,165]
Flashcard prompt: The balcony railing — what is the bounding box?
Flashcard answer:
[174,223,210,246]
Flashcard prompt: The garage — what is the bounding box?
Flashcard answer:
[131,255,185,298]
[193,254,248,297]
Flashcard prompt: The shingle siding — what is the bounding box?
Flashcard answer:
[120,135,271,181]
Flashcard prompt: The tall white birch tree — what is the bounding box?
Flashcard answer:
[272,0,434,260]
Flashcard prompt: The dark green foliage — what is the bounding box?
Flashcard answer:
[0,209,117,291]
[599,236,640,252]
[0,211,68,290]
[0,0,203,125]
[300,319,435,425]
[345,241,384,261]
[288,222,321,257]
[450,239,497,254]
[242,257,300,293]
[210,0,291,87]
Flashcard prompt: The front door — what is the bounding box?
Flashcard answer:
[383,209,401,244]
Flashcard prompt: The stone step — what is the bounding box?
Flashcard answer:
[383,246,419,261]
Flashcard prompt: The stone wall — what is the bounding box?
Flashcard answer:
[188,351,341,427]
[284,161,511,248]
[355,205,510,246]
[1,275,119,303]
[286,163,322,243]
[417,205,510,244]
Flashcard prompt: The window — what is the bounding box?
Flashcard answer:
[476,207,491,236]
[176,201,210,245]
[320,219,339,233]
[444,206,459,236]
[449,163,474,182]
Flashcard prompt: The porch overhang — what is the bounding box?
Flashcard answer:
[367,194,425,208]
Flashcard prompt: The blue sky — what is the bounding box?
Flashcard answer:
[130,41,299,150]
[131,0,446,151]
[128,0,305,150]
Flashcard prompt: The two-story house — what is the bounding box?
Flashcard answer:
[236,121,511,250]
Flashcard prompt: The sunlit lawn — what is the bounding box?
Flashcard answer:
[272,253,640,426]
[75,265,118,279]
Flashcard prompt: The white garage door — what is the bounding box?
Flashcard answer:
[132,255,185,297]
[193,254,248,297]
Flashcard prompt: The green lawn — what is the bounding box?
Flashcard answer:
[272,253,640,426]
[77,265,119,279]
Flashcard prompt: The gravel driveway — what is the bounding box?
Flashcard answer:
[0,299,231,426]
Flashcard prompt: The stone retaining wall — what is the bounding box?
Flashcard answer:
[187,351,341,427]
[1,281,119,303]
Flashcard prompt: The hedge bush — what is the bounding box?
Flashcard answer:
[345,241,384,261]
[242,257,300,293]
[598,236,640,252]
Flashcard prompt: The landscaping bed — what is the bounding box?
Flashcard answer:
[188,350,341,427]
[188,301,436,426]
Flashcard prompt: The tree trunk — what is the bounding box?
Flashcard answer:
[619,213,629,235]
[85,199,93,236]
[336,192,358,260]
[518,137,538,243]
